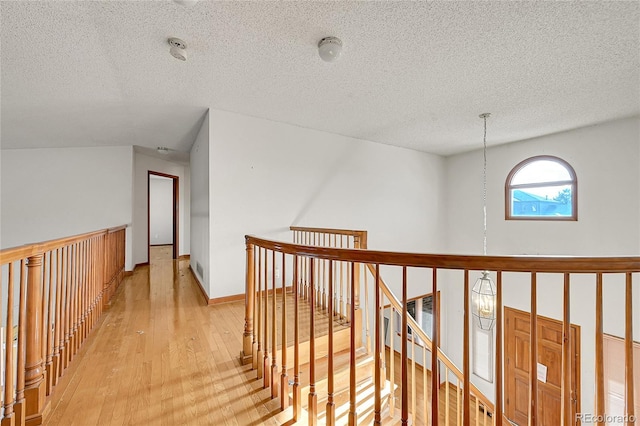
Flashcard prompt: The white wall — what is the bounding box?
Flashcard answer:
[132,152,190,266]
[443,117,640,411]
[149,175,174,245]
[208,109,446,299]
[189,111,210,291]
[1,146,134,269]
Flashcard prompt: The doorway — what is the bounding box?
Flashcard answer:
[147,171,179,261]
[504,307,581,426]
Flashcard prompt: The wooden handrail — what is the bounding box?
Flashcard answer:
[246,235,640,273]
[0,226,126,264]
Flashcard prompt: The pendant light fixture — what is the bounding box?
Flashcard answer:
[471,113,497,331]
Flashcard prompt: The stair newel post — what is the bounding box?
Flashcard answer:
[263,248,270,389]
[348,262,358,426]
[293,255,301,421]
[270,251,279,399]
[280,253,289,410]
[326,260,336,425]
[352,235,361,347]
[374,264,382,425]
[24,252,47,425]
[308,258,317,426]
[241,240,254,365]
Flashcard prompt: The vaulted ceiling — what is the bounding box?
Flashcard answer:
[1,1,638,156]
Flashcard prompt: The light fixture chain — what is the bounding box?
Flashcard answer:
[482,114,488,256]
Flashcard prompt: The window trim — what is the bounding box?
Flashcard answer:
[505,155,578,221]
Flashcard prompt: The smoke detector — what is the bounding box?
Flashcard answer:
[168,38,187,61]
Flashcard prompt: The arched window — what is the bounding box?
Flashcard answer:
[505,156,577,220]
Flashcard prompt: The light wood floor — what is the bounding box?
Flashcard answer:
[45,247,287,425]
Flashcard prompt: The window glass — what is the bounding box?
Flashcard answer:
[506,156,577,220]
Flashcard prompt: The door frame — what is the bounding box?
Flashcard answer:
[147,171,179,260]
[504,306,581,425]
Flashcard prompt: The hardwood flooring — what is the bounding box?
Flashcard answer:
[45,247,286,425]
[44,247,488,426]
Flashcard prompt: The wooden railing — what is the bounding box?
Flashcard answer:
[0,226,126,425]
[242,227,639,425]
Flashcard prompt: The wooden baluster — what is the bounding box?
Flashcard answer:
[463,270,470,426]
[457,377,461,426]
[88,238,94,331]
[40,253,48,373]
[333,247,338,318]
[340,236,344,322]
[348,262,358,426]
[432,268,440,426]
[280,253,289,410]
[71,243,78,358]
[364,264,371,354]
[495,271,503,426]
[263,249,270,388]
[423,338,428,425]
[78,242,85,345]
[303,234,308,301]
[52,248,63,385]
[321,235,326,311]
[256,248,263,379]
[62,246,71,371]
[411,332,416,422]
[529,272,538,426]
[25,254,45,419]
[475,396,479,426]
[390,306,395,417]
[326,260,336,426]
[15,259,27,426]
[2,262,16,426]
[401,266,408,425]
[594,273,604,426]
[271,251,278,399]
[561,274,572,426]
[293,255,301,421]
[353,234,361,329]
[80,242,86,345]
[101,235,108,310]
[625,272,635,426]
[45,250,55,396]
[252,246,259,371]
[346,237,351,324]
[308,258,317,426]
[445,369,450,426]
[242,242,254,365]
[374,264,382,424]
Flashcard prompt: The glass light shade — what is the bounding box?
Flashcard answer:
[471,271,496,330]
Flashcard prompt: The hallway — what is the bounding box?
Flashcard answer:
[46,247,282,425]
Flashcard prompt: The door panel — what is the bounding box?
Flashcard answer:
[505,307,580,426]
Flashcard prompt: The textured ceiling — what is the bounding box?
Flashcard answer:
[1,1,638,156]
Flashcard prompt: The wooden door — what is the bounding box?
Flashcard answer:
[505,307,580,426]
